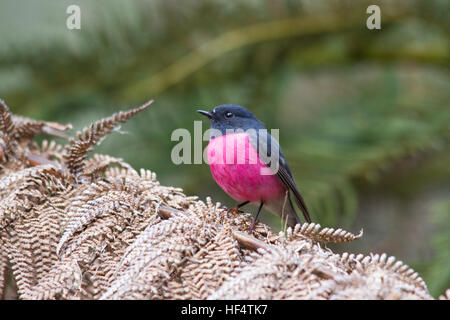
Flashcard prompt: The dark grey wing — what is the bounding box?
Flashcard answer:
[247,129,312,223]
[276,155,312,223]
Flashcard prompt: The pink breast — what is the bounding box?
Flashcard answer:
[207,133,285,202]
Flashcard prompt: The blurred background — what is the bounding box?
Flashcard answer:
[0,0,448,297]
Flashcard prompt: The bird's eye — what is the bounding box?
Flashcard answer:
[225,111,234,119]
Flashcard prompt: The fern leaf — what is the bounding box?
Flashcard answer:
[287,222,363,243]
[63,99,153,182]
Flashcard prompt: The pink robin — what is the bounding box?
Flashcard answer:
[198,104,311,230]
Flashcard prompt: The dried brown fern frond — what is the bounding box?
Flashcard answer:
[2,177,73,299]
[11,115,72,143]
[1,99,71,146]
[29,140,66,165]
[0,98,443,300]
[0,164,66,230]
[0,100,71,169]
[83,154,135,178]
[101,211,216,299]
[57,176,149,256]
[0,244,8,298]
[286,222,363,243]
[0,100,17,164]
[0,99,14,138]
[338,252,428,293]
[63,99,153,182]
[0,99,160,299]
[0,131,15,164]
[177,227,243,299]
[209,232,432,300]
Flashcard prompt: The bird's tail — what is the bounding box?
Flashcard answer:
[266,194,301,229]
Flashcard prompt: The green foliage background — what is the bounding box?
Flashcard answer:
[0,0,448,297]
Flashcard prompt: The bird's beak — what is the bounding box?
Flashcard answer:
[197,110,213,119]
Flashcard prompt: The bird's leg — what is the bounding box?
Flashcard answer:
[228,200,250,214]
[249,202,264,231]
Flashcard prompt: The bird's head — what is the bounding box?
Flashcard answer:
[197,104,264,136]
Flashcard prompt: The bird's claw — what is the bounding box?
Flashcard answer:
[228,207,244,214]
[242,220,258,232]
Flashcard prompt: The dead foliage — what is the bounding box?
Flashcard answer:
[0,98,441,299]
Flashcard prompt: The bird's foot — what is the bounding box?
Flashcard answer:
[228,206,244,214]
[228,201,249,214]
[249,219,258,231]
[242,219,258,232]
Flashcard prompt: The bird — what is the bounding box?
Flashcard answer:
[197,104,311,230]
